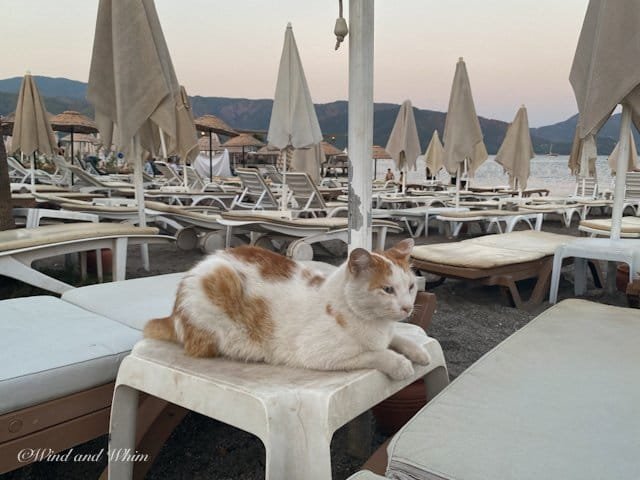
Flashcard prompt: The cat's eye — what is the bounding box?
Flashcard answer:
[382,286,395,295]
[409,283,416,290]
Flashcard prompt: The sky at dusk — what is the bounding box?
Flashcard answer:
[2,0,590,127]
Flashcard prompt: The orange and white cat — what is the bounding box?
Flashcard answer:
[144,238,430,380]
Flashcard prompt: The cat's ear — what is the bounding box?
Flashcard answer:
[348,248,372,276]
[386,238,414,260]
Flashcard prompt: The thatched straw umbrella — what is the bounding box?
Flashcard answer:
[321,141,343,157]
[194,114,238,180]
[49,111,98,164]
[197,134,220,152]
[221,133,264,169]
[0,112,15,135]
[371,144,392,178]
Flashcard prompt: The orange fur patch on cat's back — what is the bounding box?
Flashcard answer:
[302,268,325,287]
[201,265,274,344]
[228,245,296,279]
[367,254,392,290]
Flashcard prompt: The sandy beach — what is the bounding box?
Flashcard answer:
[0,212,630,480]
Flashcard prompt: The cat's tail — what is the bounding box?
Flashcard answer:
[143,316,178,343]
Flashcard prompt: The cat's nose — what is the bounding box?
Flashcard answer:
[402,305,413,315]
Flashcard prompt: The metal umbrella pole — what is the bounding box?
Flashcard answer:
[209,130,213,181]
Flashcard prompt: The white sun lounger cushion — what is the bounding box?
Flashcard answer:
[436,209,515,219]
[0,223,160,253]
[59,202,139,213]
[0,296,140,414]
[385,299,640,480]
[580,216,640,234]
[221,211,399,229]
[411,243,544,269]
[411,231,574,269]
[145,201,222,221]
[61,273,185,330]
[469,230,576,254]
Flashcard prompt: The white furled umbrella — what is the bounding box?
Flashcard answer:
[570,0,640,239]
[87,0,198,268]
[608,129,638,174]
[494,105,534,191]
[267,22,323,210]
[568,129,598,178]
[10,73,58,192]
[424,130,444,178]
[443,57,488,207]
[386,99,420,193]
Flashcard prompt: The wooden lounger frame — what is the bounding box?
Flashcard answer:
[0,382,188,478]
[412,256,602,310]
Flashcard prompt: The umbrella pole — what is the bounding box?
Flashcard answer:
[30,152,36,193]
[132,135,149,270]
[280,148,289,212]
[455,166,461,209]
[610,103,632,240]
[347,0,374,251]
[209,131,213,182]
[402,167,406,194]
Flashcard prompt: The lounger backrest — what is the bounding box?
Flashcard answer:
[573,177,598,198]
[66,165,107,187]
[7,156,28,175]
[183,166,206,190]
[625,172,640,201]
[263,165,284,184]
[234,168,278,209]
[154,161,182,185]
[283,172,327,210]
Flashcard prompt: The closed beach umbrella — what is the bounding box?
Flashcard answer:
[568,129,597,177]
[424,130,444,178]
[10,74,58,191]
[607,129,638,174]
[267,23,323,205]
[570,0,640,239]
[87,0,197,267]
[386,99,420,193]
[442,58,488,178]
[494,105,534,191]
[443,58,488,206]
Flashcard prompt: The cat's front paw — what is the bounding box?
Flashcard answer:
[384,353,415,380]
[406,346,431,366]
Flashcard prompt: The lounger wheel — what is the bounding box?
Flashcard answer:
[175,226,198,250]
[288,242,314,261]
[199,231,226,254]
[253,235,278,251]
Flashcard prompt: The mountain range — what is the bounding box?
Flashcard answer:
[0,76,633,155]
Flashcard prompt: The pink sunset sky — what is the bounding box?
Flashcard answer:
[3,0,589,127]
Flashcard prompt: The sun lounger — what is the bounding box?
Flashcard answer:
[373,206,470,237]
[283,171,347,216]
[0,223,173,294]
[232,167,281,210]
[435,209,543,237]
[348,299,640,480]
[66,165,135,196]
[411,231,599,309]
[219,210,401,260]
[579,216,640,237]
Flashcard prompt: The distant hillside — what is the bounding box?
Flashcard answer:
[1,75,634,155]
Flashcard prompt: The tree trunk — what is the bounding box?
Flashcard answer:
[0,137,16,230]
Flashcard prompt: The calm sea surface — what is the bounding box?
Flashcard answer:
[375,155,614,196]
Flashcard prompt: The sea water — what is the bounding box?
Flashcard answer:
[375,155,615,196]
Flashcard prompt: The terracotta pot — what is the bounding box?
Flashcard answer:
[86,249,113,274]
[372,379,427,435]
[617,263,630,293]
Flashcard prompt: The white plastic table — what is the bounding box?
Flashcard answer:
[549,238,640,303]
[108,323,448,480]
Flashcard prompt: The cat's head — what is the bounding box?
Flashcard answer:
[344,238,417,322]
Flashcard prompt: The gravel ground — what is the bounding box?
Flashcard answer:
[1,217,630,480]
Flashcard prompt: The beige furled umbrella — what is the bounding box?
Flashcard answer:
[386,99,420,192]
[424,130,444,178]
[494,106,534,191]
[570,0,640,239]
[608,130,638,174]
[10,74,58,191]
[442,57,488,177]
[267,23,323,206]
[568,129,597,177]
[443,57,488,207]
[291,143,325,183]
[87,0,198,268]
